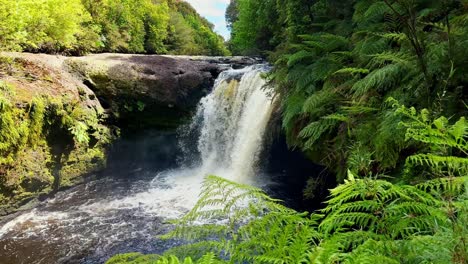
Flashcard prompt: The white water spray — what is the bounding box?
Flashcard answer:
[190,65,274,183]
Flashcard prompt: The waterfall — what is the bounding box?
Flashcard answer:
[187,65,274,183]
[0,65,275,263]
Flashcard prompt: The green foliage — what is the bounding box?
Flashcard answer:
[168,1,229,56]
[0,0,228,55]
[0,0,96,53]
[231,0,468,181]
[229,0,315,55]
[0,88,24,165]
[107,252,223,264]
[110,171,467,263]
[229,0,283,55]
[162,175,291,247]
[28,98,46,147]
[388,98,468,179]
[0,82,111,203]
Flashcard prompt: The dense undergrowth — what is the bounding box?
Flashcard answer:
[229,0,468,187]
[0,0,229,55]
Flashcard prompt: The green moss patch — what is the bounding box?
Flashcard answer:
[0,80,113,215]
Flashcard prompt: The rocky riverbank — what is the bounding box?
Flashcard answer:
[0,52,257,216]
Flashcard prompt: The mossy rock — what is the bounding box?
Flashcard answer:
[0,55,114,216]
[59,146,106,188]
[65,54,225,130]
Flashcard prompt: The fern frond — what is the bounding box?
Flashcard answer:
[282,92,306,129]
[340,105,378,115]
[363,2,390,23]
[334,67,370,76]
[351,64,404,98]
[287,50,314,67]
[372,32,408,43]
[302,89,337,114]
[406,154,468,174]
[299,117,342,149]
[416,177,468,196]
[369,51,414,67]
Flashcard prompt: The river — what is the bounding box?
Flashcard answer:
[0,65,291,264]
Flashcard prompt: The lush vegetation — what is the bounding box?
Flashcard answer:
[0,57,112,210]
[107,0,467,263]
[0,0,229,55]
[229,0,468,183]
[111,171,467,263]
[107,100,467,263]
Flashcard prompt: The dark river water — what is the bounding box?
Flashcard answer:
[0,131,185,264]
[0,129,324,264]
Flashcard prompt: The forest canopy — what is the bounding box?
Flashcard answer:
[0,0,230,55]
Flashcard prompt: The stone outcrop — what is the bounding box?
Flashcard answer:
[65,54,226,129]
[0,52,257,216]
[7,53,259,130]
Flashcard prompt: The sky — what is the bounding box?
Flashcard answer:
[185,0,231,40]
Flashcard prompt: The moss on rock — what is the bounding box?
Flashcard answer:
[0,55,113,216]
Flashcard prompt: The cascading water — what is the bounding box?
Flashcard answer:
[185,65,274,183]
[0,65,275,263]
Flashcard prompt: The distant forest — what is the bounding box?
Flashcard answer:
[0,0,230,55]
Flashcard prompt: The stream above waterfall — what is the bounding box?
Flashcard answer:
[0,65,300,264]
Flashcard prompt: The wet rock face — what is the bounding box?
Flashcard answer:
[65,54,258,130]
[0,53,111,217]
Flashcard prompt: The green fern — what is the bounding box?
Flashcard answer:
[299,116,342,149]
[106,253,224,264]
[389,99,468,177]
[108,170,467,263]
[302,88,337,114]
[351,64,405,98]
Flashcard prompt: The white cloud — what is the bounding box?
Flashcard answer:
[185,0,228,17]
[184,0,230,39]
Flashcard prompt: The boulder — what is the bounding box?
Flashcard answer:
[64,54,258,130]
